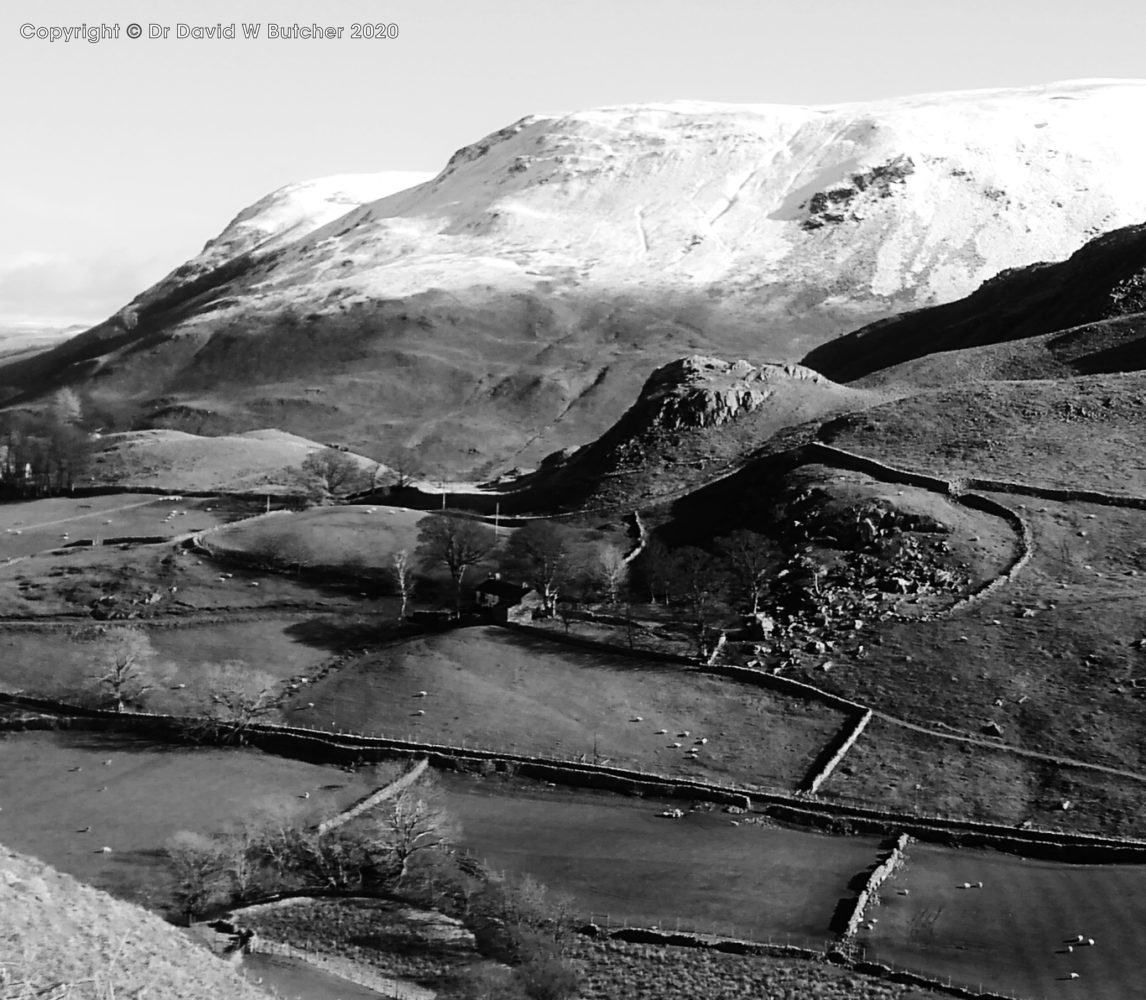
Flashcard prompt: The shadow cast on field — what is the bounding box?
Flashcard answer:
[283,615,397,653]
[492,627,689,676]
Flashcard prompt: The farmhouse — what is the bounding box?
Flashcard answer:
[474,574,541,622]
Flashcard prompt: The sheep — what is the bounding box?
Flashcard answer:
[77,826,91,833]
[1069,972,1080,979]
[102,759,112,766]
[677,731,690,737]
[669,742,682,748]
[1086,938,1095,946]
[99,846,112,854]
[413,709,425,716]
[630,716,643,722]
[299,792,310,799]
[415,690,428,697]
[655,729,667,735]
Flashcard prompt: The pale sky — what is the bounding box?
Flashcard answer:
[2,0,1144,329]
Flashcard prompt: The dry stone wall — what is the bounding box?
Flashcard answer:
[802,710,873,794]
[316,758,429,834]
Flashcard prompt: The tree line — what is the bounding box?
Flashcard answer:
[0,388,93,496]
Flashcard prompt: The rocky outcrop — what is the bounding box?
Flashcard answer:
[634,357,826,431]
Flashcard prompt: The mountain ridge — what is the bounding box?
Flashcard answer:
[7,79,1146,474]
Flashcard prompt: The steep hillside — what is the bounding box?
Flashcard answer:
[514,356,882,510]
[89,428,383,493]
[802,220,1146,383]
[0,842,269,999]
[7,80,1146,474]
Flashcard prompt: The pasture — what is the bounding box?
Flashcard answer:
[0,729,390,902]
[0,728,880,949]
[0,617,338,713]
[863,841,1146,1000]
[205,504,430,574]
[0,494,230,561]
[439,774,879,945]
[288,625,850,791]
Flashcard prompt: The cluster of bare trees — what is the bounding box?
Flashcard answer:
[83,627,280,741]
[165,778,455,922]
[0,388,93,496]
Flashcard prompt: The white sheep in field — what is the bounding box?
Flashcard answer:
[655,729,667,735]
[1069,972,1080,979]
[416,690,428,697]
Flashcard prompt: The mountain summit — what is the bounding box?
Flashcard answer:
[8,79,1146,473]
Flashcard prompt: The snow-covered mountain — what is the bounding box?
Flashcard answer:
[9,80,1146,473]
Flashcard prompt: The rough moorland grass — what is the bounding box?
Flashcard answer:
[823,714,1146,838]
[237,897,479,992]
[570,938,949,1000]
[1,843,269,1000]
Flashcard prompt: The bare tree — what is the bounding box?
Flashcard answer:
[166,830,227,924]
[595,543,630,606]
[370,787,456,888]
[716,529,777,615]
[90,628,157,712]
[249,531,313,575]
[669,546,728,660]
[502,520,576,615]
[379,446,420,492]
[299,448,368,504]
[196,661,280,743]
[390,548,414,620]
[415,514,497,612]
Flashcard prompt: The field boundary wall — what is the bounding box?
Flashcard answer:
[316,759,429,834]
[10,692,1146,862]
[839,833,911,940]
[801,710,873,794]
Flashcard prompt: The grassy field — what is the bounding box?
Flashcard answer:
[863,841,1146,1000]
[0,729,388,904]
[821,715,1146,837]
[0,729,880,947]
[438,774,880,946]
[0,617,340,713]
[289,626,850,791]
